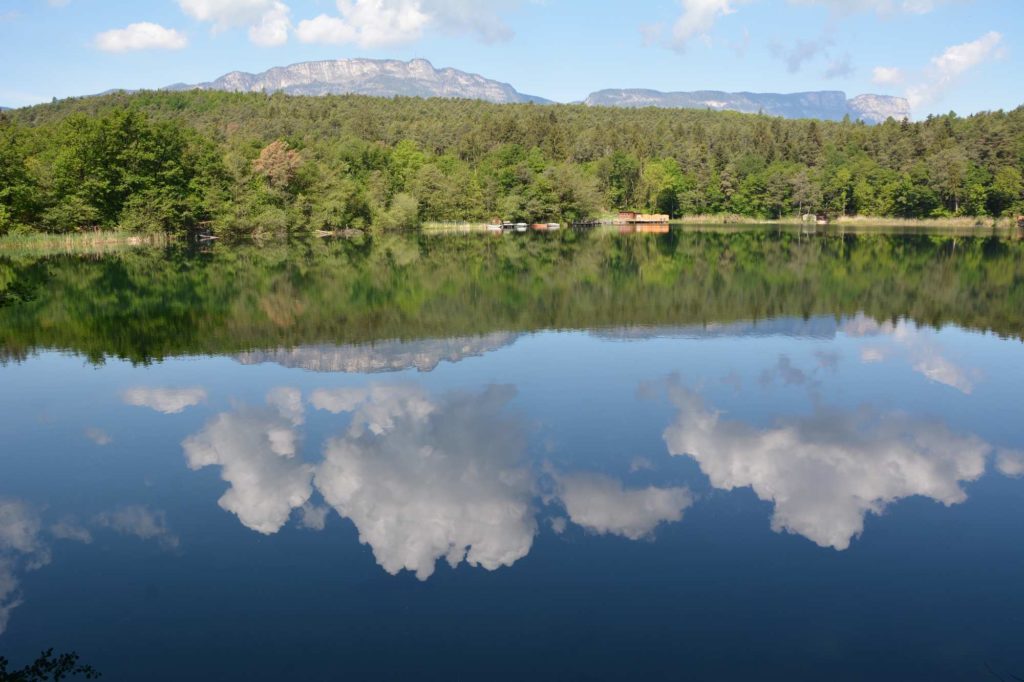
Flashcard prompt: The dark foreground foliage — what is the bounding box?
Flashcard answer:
[0,649,100,681]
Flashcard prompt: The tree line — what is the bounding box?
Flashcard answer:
[1,90,1023,236]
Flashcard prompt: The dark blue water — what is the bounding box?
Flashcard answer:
[2,234,1024,680]
[2,318,1023,680]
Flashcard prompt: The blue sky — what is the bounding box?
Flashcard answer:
[1,0,1021,116]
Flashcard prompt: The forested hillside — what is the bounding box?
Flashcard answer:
[1,90,1023,236]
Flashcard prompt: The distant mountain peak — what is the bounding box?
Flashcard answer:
[583,88,911,123]
[165,57,550,105]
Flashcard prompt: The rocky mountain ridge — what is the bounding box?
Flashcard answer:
[166,58,550,104]
[165,58,910,122]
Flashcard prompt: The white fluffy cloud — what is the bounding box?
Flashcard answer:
[296,0,429,47]
[313,384,535,580]
[904,31,1003,108]
[554,473,692,540]
[179,0,291,46]
[182,388,314,535]
[94,506,180,550]
[872,65,905,85]
[296,0,518,47]
[122,387,207,414]
[663,386,990,550]
[94,22,189,52]
[248,1,291,46]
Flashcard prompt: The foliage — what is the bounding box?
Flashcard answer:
[0,649,100,681]
[2,91,1024,239]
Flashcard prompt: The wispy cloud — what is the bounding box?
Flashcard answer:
[844,314,979,394]
[904,31,1004,109]
[0,500,51,636]
[667,0,744,50]
[996,450,1024,478]
[122,387,207,414]
[787,0,959,15]
[84,427,112,446]
[94,506,179,550]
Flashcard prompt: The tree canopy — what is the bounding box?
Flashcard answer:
[2,91,1023,237]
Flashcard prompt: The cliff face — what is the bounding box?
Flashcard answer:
[166,58,550,104]
[584,89,910,123]
[847,94,913,124]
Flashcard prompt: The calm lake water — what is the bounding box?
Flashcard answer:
[2,228,1023,680]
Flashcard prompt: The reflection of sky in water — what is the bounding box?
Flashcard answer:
[1,315,1023,679]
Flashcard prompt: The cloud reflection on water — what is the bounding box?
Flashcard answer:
[122,387,208,414]
[182,388,314,535]
[843,313,979,394]
[313,384,536,580]
[663,384,991,550]
[552,472,693,540]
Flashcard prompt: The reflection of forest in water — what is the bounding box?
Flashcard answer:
[1,230,1022,363]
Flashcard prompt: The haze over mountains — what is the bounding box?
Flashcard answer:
[584,89,910,124]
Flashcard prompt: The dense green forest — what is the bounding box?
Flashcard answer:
[1,91,1023,236]
[2,230,1022,363]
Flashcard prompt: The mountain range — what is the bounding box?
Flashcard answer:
[164,58,909,123]
[10,58,913,123]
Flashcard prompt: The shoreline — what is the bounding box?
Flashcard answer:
[3,216,1017,254]
[0,231,173,255]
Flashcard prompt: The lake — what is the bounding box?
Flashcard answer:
[1,228,1023,680]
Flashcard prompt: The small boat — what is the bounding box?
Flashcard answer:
[547,223,561,231]
[501,222,515,232]
[530,223,548,231]
[515,222,528,233]
[486,223,503,234]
